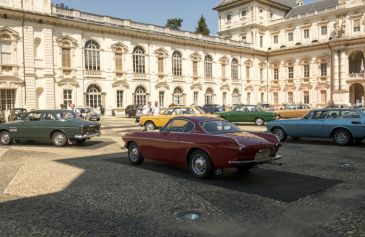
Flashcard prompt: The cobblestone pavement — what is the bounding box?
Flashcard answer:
[0,116,364,237]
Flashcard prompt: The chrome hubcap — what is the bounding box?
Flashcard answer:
[1,133,10,144]
[130,146,139,162]
[192,155,207,175]
[256,119,264,125]
[336,132,348,144]
[274,129,284,140]
[146,123,155,131]
[54,133,65,145]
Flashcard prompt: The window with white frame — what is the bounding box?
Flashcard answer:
[159,91,165,107]
[261,93,264,103]
[247,92,251,104]
[193,61,198,78]
[304,29,309,39]
[133,46,145,74]
[231,59,239,80]
[223,92,227,106]
[226,14,232,21]
[320,90,327,104]
[204,55,213,78]
[304,65,310,78]
[353,19,360,32]
[303,91,309,104]
[241,9,247,17]
[62,42,71,68]
[115,48,123,73]
[288,92,294,103]
[84,40,100,71]
[288,66,294,79]
[246,66,250,80]
[274,68,279,80]
[288,32,293,42]
[321,25,327,35]
[232,89,240,104]
[205,88,214,104]
[63,89,72,106]
[158,57,164,75]
[221,64,226,79]
[0,89,15,111]
[172,51,182,76]
[320,63,327,76]
[86,84,102,108]
[273,35,278,44]
[135,86,146,106]
[0,41,11,65]
[273,92,278,105]
[117,90,123,108]
[173,87,184,105]
[193,91,198,105]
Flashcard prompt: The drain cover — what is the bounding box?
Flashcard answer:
[176,210,202,221]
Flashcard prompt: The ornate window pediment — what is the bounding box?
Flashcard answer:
[190,52,202,62]
[244,59,252,67]
[300,57,311,65]
[111,42,128,53]
[0,27,19,41]
[316,55,330,63]
[220,56,229,65]
[154,48,168,58]
[56,35,77,48]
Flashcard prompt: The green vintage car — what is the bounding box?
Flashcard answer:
[0,110,101,147]
[216,104,278,126]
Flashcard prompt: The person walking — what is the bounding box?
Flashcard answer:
[152,101,160,116]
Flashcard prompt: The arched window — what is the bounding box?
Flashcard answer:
[205,88,214,104]
[204,55,213,78]
[173,87,184,105]
[232,89,240,104]
[62,41,71,68]
[115,47,123,74]
[85,40,100,71]
[135,86,147,106]
[231,59,239,80]
[133,46,145,74]
[86,84,102,108]
[172,51,182,76]
[0,33,12,65]
[349,51,364,74]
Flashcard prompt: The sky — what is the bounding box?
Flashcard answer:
[52,0,317,35]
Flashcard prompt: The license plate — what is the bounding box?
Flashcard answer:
[255,149,270,160]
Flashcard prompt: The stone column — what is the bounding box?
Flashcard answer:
[43,27,55,109]
[23,25,36,110]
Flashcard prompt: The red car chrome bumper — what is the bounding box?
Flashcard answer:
[228,155,282,165]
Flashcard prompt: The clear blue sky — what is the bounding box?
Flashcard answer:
[52,0,317,35]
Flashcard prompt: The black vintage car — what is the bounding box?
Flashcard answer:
[125,105,142,118]
[202,104,225,114]
[8,108,27,122]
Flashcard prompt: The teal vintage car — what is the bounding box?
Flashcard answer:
[216,105,278,126]
[0,110,101,147]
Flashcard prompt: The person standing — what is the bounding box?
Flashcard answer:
[100,105,105,116]
[142,101,152,115]
[152,101,160,116]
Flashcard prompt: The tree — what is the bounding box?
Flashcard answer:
[165,18,183,30]
[195,15,210,36]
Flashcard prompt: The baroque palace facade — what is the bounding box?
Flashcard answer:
[0,0,365,115]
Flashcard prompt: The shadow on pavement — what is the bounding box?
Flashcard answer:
[108,157,342,203]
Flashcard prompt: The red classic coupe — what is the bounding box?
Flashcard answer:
[122,116,282,179]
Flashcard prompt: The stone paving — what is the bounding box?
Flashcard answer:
[0,116,364,237]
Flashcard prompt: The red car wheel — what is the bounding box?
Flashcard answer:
[189,150,213,179]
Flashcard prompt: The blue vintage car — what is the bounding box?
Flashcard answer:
[267,109,365,146]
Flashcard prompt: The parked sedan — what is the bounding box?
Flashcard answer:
[0,110,101,147]
[202,104,225,114]
[216,104,277,125]
[123,116,282,179]
[267,109,365,146]
[140,106,215,131]
[125,105,142,118]
[275,104,312,119]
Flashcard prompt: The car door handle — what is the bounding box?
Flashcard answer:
[352,121,361,125]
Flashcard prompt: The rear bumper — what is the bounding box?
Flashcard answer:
[229,155,282,165]
[74,132,101,140]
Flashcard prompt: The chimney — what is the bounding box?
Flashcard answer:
[296,0,304,6]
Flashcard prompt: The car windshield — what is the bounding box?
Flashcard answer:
[57,111,77,120]
[201,120,241,134]
[195,107,206,114]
